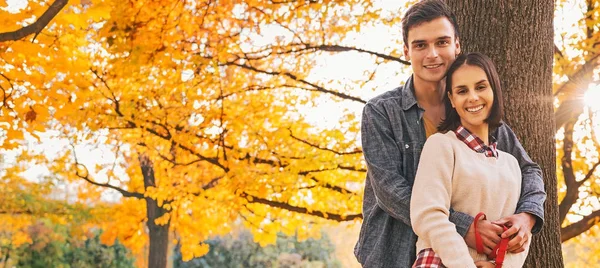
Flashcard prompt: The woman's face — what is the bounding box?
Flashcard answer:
[448,64,494,134]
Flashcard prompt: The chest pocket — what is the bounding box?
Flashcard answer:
[399,141,423,185]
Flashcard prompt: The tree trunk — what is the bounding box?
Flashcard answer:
[140,154,170,268]
[1,247,10,268]
[447,1,563,267]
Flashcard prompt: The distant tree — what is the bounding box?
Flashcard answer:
[63,232,135,268]
[14,222,67,268]
[173,230,341,268]
[14,222,134,268]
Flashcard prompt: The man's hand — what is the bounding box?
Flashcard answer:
[493,212,536,253]
[465,218,503,255]
[475,261,496,268]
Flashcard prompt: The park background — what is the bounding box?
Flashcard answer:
[0,0,599,267]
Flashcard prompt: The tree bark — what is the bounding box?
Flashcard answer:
[139,154,170,268]
[447,1,563,267]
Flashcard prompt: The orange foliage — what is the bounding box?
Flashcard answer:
[0,0,397,262]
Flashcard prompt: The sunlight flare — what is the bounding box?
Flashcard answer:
[584,84,600,111]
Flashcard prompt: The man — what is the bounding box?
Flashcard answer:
[353,0,546,267]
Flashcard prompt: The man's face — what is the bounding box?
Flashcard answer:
[403,17,461,85]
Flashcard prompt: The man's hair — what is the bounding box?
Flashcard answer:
[401,0,460,46]
[438,52,504,133]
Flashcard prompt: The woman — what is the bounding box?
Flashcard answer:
[410,52,530,268]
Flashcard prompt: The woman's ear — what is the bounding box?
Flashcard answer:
[448,92,455,108]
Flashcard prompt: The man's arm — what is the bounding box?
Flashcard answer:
[495,123,546,233]
[361,102,473,230]
[361,103,412,225]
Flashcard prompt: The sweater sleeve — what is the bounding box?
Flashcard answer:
[410,134,476,268]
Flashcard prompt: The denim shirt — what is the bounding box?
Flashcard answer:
[354,76,546,268]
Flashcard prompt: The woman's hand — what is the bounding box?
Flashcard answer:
[475,260,496,268]
[465,218,503,255]
[493,212,535,253]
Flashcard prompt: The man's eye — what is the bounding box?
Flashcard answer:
[438,40,449,45]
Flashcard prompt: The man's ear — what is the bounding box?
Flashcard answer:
[403,45,410,61]
[455,37,461,56]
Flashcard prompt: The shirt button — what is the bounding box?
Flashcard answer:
[405,144,410,149]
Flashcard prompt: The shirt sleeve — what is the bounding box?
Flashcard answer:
[495,123,546,234]
[410,134,476,268]
[361,103,413,225]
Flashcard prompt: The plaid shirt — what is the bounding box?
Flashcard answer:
[453,126,499,158]
[413,249,445,268]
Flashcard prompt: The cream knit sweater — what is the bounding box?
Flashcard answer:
[410,131,528,268]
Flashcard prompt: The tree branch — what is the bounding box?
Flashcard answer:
[150,144,206,167]
[289,129,362,155]
[91,68,124,116]
[561,209,600,242]
[0,208,69,215]
[554,43,564,60]
[0,0,68,42]
[216,85,289,100]
[576,160,600,188]
[308,44,410,65]
[240,152,285,167]
[307,176,357,195]
[559,119,579,224]
[223,61,366,103]
[241,192,362,221]
[338,165,367,172]
[202,175,224,191]
[241,43,410,65]
[0,210,33,215]
[296,168,358,194]
[585,0,595,40]
[124,118,227,171]
[71,144,144,199]
[75,162,144,199]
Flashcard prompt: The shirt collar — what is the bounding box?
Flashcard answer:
[401,76,419,111]
[453,125,499,158]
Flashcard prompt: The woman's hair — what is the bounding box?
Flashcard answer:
[438,52,504,132]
